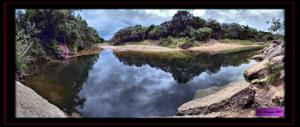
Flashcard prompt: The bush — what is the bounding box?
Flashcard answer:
[16,55,27,72]
[189,27,212,41]
[48,42,63,59]
[265,63,283,85]
[160,36,174,47]
[179,37,196,49]
[197,27,212,41]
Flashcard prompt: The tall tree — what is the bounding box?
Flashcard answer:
[207,19,221,39]
[266,17,283,34]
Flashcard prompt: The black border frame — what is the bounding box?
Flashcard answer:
[2,0,297,126]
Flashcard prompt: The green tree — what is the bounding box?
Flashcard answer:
[197,27,212,41]
[207,20,221,39]
[188,16,207,29]
[112,25,147,44]
[266,17,283,34]
[147,25,168,40]
[16,9,104,61]
[168,10,194,36]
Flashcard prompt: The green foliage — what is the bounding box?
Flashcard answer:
[160,36,175,48]
[196,27,212,41]
[159,36,196,49]
[265,63,283,85]
[188,16,207,29]
[112,25,147,45]
[179,37,196,49]
[18,9,104,52]
[15,9,105,76]
[266,17,284,34]
[49,42,63,57]
[112,10,280,46]
[147,25,168,40]
[272,97,284,107]
[15,18,42,72]
[16,55,27,72]
[168,10,194,36]
[207,20,221,39]
[220,39,255,45]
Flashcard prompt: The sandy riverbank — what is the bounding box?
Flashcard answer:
[97,43,264,54]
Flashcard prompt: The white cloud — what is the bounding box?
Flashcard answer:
[191,10,206,17]
[77,9,284,40]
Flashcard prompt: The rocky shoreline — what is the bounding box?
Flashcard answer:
[176,40,285,118]
[16,81,67,118]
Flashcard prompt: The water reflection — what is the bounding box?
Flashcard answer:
[76,49,257,117]
[23,48,258,117]
[114,50,257,83]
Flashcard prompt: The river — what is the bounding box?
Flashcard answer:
[23,48,259,117]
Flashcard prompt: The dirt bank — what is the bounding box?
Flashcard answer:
[97,42,264,54]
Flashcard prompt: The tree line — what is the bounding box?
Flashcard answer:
[16,9,104,72]
[112,10,283,45]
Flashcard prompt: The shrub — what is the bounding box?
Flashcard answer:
[265,63,283,85]
[48,42,63,59]
[159,36,174,47]
[189,27,212,41]
[179,37,196,49]
[16,55,27,72]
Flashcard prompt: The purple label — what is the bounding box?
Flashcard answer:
[256,108,284,117]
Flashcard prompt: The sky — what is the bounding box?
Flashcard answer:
[76,9,284,40]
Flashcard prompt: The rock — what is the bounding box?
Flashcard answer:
[250,76,268,84]
[270,55,284,64]
[271,90,284,106]
[16,81,67,118]
[244,60,270,81]
[251,79,260,84]
[264,43,284,59]
[257,41,284,60]
[271,91,284,100]
[177,80,255,116]
[272,40,284,45]
[251,55,264,61]
[193,86,224,99]
[250,76,268,89]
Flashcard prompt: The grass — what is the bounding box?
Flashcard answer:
[217,45,265,54]
[159,37,198,48]
[220,39,258,45]
[118,40,159,46]
[265,63,283,86]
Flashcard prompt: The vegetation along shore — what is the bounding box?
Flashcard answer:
[15,9,284,117]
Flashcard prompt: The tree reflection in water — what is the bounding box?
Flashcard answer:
[24,49,259,117]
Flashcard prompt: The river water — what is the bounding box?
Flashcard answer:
[23,49,258,117]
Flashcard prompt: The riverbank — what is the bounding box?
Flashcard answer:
[16,41,268,118]
[97,42,265,54]
[176,40,285,118]
[16,81,67,118]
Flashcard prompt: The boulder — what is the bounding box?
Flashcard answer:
[244,60,270,81]
[264,43,284,59]
[16,81,67,118]
[250,76,268,85]
[251,55,264,61]
[193,86,224,99]
[270,55,284,64]
[272,40,284,45]
[177,80,255,116]
[271,90,284,106]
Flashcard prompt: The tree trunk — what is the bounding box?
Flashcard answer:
[22,41,34,56]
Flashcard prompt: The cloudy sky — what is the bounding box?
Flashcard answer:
[76,9,284,40]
